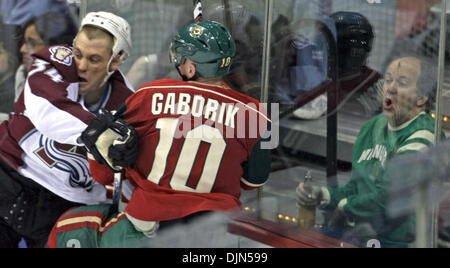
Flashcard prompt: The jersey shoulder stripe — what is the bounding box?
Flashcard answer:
[396,142,428,153]
[397,129,435,153]
[405,129,435,144]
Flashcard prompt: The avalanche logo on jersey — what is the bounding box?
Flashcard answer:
[50,46,73,66]
[34,134,92,190]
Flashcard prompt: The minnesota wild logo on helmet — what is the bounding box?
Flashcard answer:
[170,20,236,78]
[190,26,204,38]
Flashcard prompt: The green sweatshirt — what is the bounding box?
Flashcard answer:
[326,112,443,246]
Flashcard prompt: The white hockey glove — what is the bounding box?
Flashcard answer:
[81,109,139,172]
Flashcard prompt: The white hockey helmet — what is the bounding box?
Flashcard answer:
[80,11,132,62]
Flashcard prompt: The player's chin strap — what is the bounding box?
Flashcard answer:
[101,48,125,88]
[100,55,116,88]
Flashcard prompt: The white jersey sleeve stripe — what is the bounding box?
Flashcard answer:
[405,130,435,144]
[24,81,88,145]
[397,142,428,153]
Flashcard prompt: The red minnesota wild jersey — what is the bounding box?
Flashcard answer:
[90,79,271,221]
[0,45,134,204]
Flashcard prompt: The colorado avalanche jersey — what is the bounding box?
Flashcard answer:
[90,79,270,221]
[0,45,134,204]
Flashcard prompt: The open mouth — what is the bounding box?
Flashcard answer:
[384,98,393,110]
[78,77,88,83]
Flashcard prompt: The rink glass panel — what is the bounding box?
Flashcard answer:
[1,0,447,247]
[81,0,450,248]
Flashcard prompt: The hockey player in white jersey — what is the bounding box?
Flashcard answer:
[0,12,135,248]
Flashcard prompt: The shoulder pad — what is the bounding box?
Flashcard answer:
[33,45,78,83]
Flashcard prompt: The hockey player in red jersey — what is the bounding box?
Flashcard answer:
[48,20,271,248]
[0,12,135,248]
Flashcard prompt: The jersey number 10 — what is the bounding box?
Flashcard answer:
[147,118,227,193]
[220,57,232,68]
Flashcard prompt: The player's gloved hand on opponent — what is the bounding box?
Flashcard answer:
[296,183,330,207]
[80,109,139,172]
[108,121,139,168]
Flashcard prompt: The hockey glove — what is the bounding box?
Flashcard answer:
[108,120,139,168]
[81,109,139,172]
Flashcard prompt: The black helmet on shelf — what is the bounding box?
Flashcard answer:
[330,11,374,69]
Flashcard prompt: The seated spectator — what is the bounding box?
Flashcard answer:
[296,52,444,247]
[15,11,78,101]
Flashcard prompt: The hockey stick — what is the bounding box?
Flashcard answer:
[111,111,126,213]
[193,0,203,22]
[112,171,123,212]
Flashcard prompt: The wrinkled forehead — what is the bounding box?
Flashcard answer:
[73,30,113,57]
[386,57,421,80]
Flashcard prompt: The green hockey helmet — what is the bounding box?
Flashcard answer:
[170,20,236,78]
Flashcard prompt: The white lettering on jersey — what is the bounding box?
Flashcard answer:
[164,93,176,115]
[44,68,64,83]
[28,59,63,83]
[204,98,219,121]
[357,144,387,167]
[28,59,49,77]
[224,104,240,129]
[148,117,226,193]
[191,95,205,118]
[178,93,191,115]
[152,93,164,115]
[151,93,240,128]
